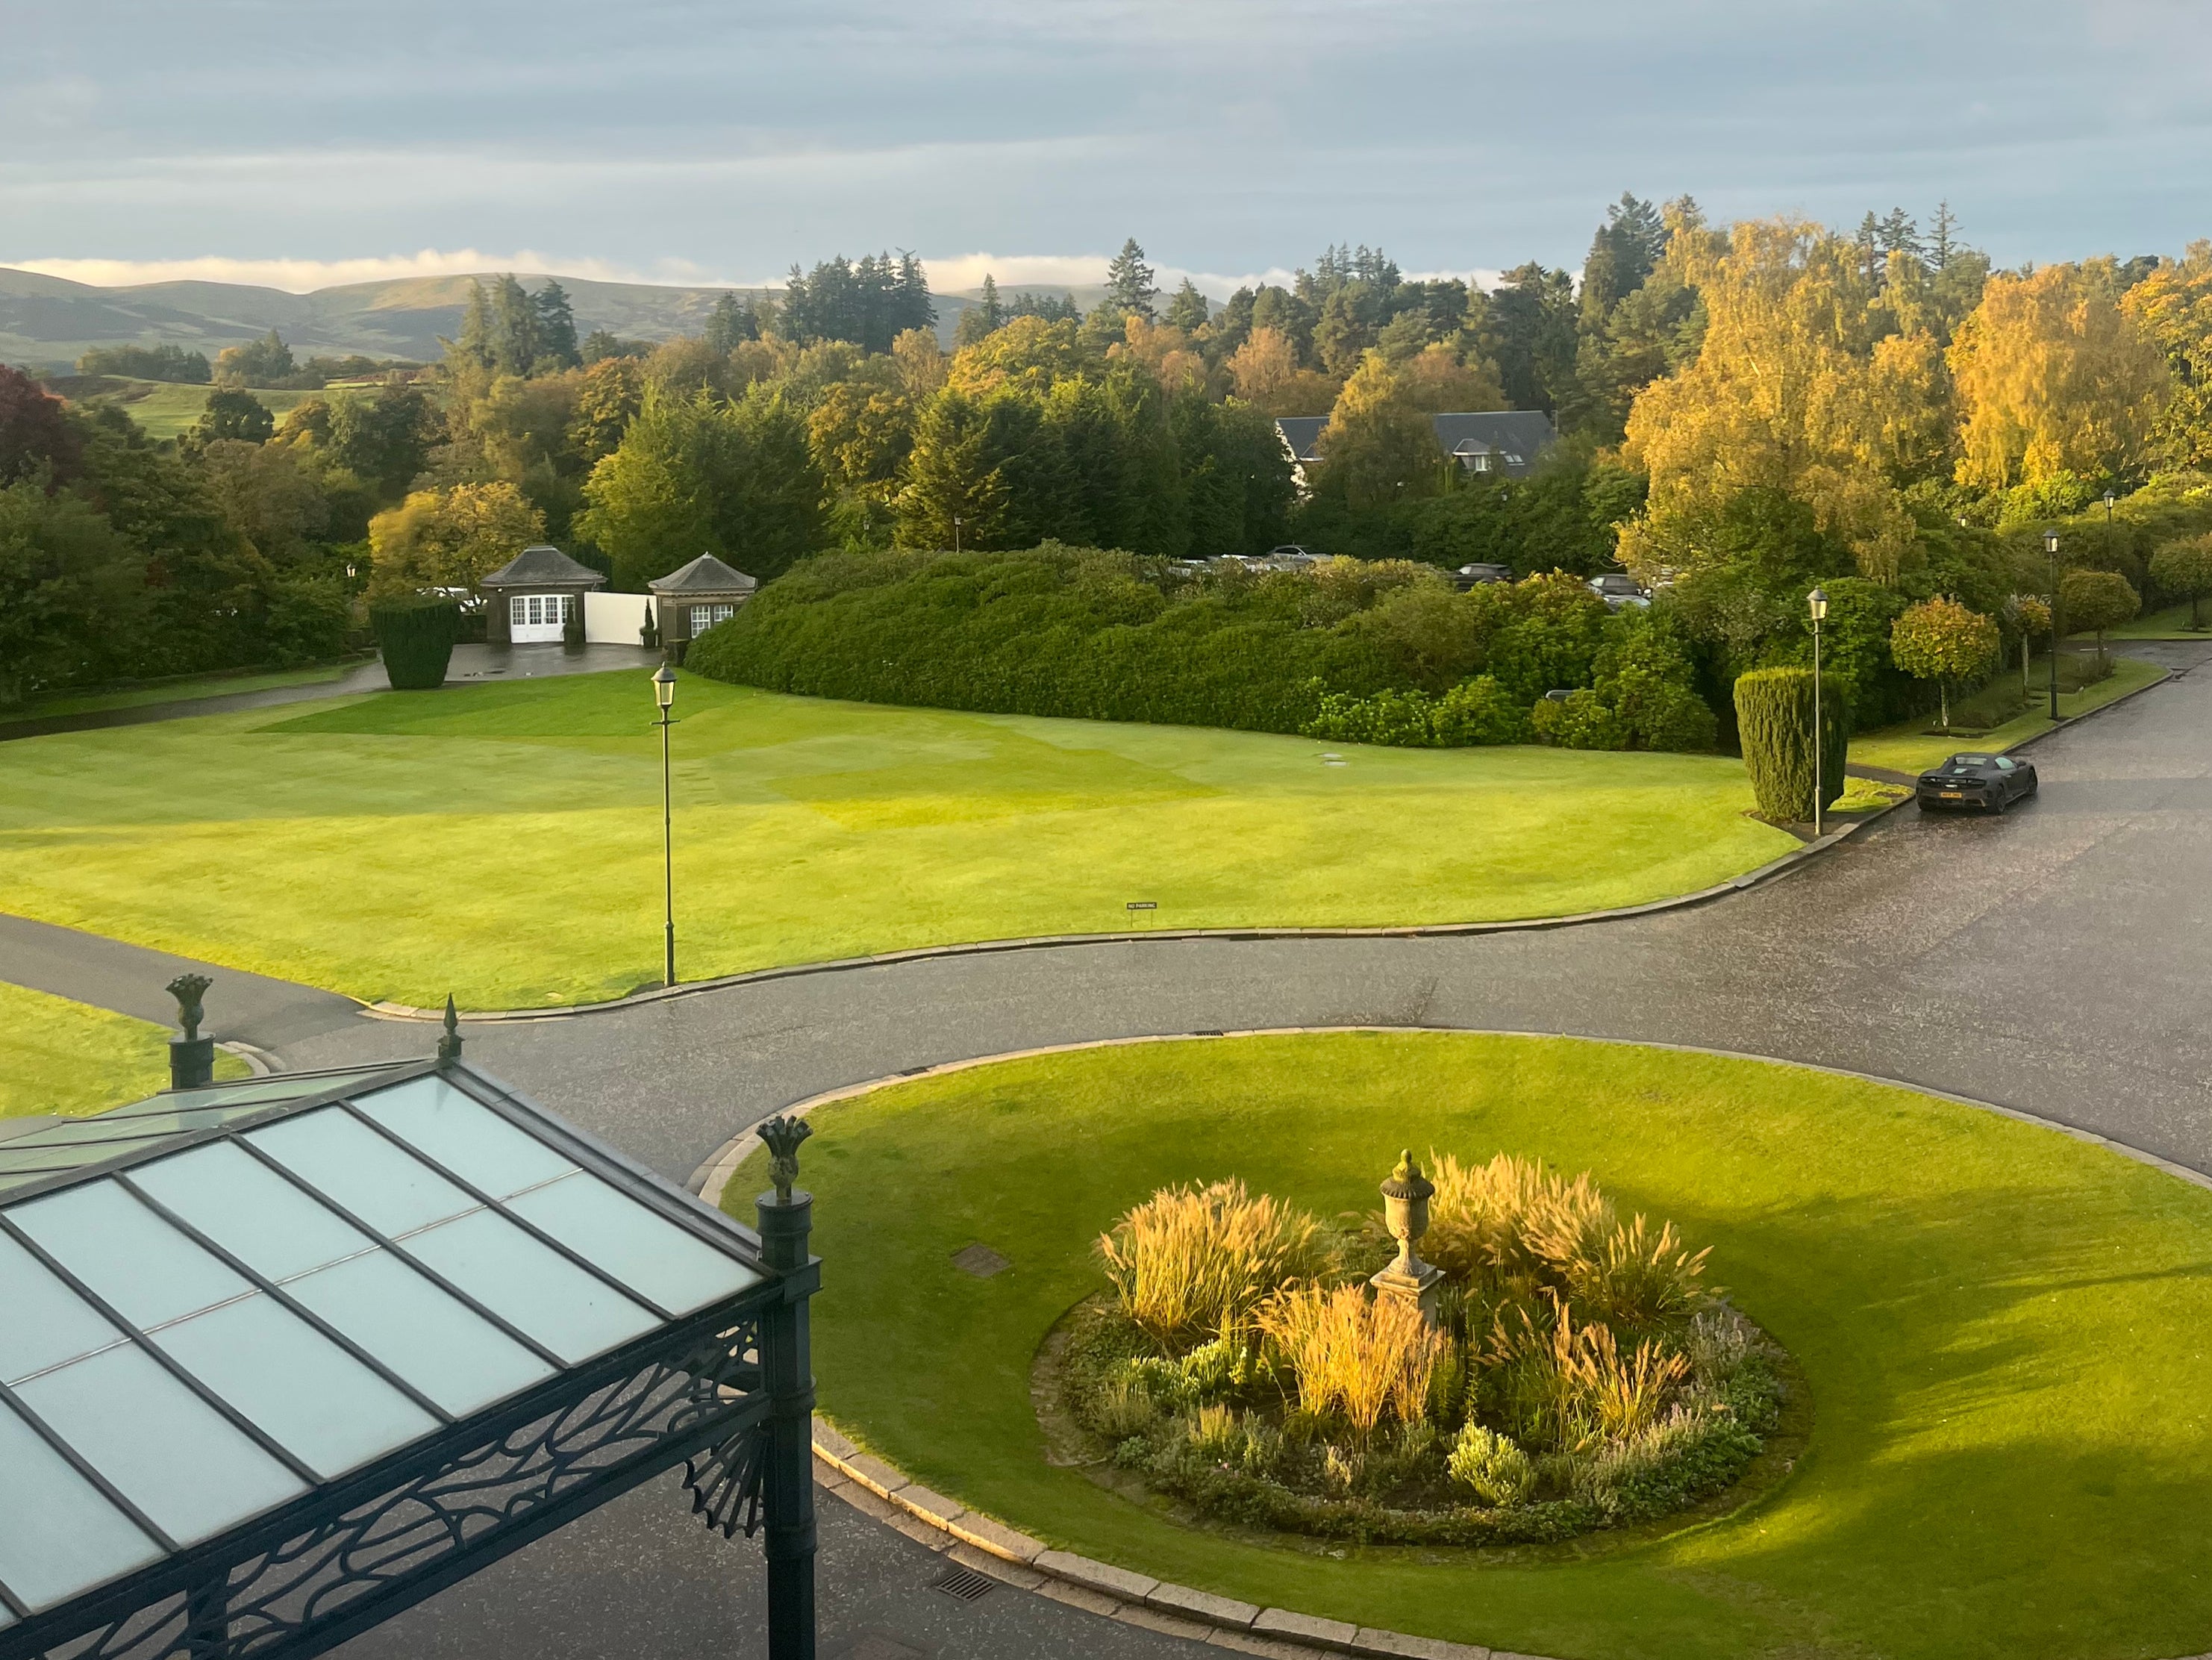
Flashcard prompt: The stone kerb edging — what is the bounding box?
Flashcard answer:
[364,822,1881,1028]
[807,1418,1523,1660]
[693,1026,2212,1660]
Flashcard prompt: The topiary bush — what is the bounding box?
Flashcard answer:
[369,596,460,690]
[1734,666,1848,823]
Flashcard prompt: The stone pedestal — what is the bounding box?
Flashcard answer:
[1370,1258,1445,1324]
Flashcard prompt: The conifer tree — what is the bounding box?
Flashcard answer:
[1104,238,1159,321]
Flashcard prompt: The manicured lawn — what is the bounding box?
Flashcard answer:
[93,379,325,440]
[2074,600,2212,640]
[0,674,1795,1009]
[1850,656,2165,775]
[6,661,355,720]
[727,1031,2212,1660]
[0,982,246,1119]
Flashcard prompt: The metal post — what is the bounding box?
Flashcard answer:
[1811,615,1823,839]
[2048,531,2063,721]
[165,974,214,1090]
[660,702,675,989]
[183,1574,227,1659]
[755,1189,818,1660]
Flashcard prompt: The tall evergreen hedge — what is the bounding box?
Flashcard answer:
[1734,667,1848,823]
[369,596,460,690]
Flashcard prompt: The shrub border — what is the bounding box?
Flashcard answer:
[687,1026,2212,1660]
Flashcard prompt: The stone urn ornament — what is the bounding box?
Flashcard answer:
[1371,1148,1445,1323]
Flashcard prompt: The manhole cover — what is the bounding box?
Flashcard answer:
[931,1565,996,1603]
[951,1243,1009,1278]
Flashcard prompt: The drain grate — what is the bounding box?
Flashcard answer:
[931,1564,997,1603]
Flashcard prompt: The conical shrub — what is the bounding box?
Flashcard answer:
[1734,667,1847,823]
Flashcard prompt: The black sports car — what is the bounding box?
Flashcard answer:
[1915,752,2039,813]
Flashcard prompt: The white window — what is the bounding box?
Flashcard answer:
[510,597,527,628]
[691,602,735,634]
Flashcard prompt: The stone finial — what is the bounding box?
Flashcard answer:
[436,994,463,1063]
[1372,1148,1444,1323]
[166,974,212,1041]
[757,1114,813,1203]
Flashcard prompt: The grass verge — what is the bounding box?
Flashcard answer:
[0,982,247,1119]
[0,674,1796,1008]
[1849,656,2164,776]
[2074,601,2212,640]
[6,661,355,721]
[722,1031,2212,1660]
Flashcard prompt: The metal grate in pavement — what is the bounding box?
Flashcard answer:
[931,1564,997,1603]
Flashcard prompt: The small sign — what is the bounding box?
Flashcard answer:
[1125,900,1157,911]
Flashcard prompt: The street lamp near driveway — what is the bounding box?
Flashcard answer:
[2044,527,2062,720]
[654,664,678,988]
[1808,587,1829,837]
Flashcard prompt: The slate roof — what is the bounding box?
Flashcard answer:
[479,545,607,589]
[649,553,757,596]
[1274,411,1559,478]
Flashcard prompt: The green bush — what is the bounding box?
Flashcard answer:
[1734,667,1848,822]
[369,596,460,690]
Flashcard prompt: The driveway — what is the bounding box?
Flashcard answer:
[11,645,2211,1659]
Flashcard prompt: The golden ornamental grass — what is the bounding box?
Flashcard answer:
[1563,1213,1712,1328]
[1424,1151,1615,1284]
[1260,1284,1443,1434]
[1098,1179,1325,1345]
[1490,1297,1690,1446]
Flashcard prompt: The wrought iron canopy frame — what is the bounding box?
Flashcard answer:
[0,1058,819,1660]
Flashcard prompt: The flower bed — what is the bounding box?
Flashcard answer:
[1055,1158,1789,1545]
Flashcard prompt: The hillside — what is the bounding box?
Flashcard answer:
[0,268,984,369]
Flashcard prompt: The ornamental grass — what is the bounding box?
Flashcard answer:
[1096,1178,1329,1346]
[1258,1284,1443,1435]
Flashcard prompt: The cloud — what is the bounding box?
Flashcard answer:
[3,250,731,294]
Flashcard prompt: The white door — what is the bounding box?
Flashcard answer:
[510,593,569,643]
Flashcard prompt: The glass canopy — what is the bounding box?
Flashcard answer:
[0,1058,787,1659]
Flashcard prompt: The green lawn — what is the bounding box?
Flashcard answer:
[78,378,327,440]
[6,661,356,721]
[0,674,1795,1009]
[728,1031,2212,1660]
[0,982,246,1119]
[1849,656,2165,775]
[2074,600,2212,640]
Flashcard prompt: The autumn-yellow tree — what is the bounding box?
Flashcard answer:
[1313,352,1444,509]
[1889,595,1999,728]
[2119,243,2212,468]
[1619,219,1938,584]
[366,482,546,596]
[1949,259,2166,491]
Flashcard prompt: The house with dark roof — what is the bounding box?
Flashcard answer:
[479,545,607,645]
[1274,411,1558,489]
[649,553,758,660]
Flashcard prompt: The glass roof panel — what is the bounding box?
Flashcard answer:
[353,1077,576,1198]
[287,1251,554,1416]
[0,1401,163,1612]
[152,1295,438,1478]
[9,1182,247,1329]
[0,1231,124,1387]
[403,1209,659,1363]
[246,1108,476,1236]
[507,1172,761,1314]
[16,1344,306,1544]
[130,1141,367,1282]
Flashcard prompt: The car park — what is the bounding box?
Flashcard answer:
[1915,752,2039,813]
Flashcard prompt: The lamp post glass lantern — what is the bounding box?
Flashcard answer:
[2045,528,2062,720]
[1808,587,1828,837]
[654,664,677,987]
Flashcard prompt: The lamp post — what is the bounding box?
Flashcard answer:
[952,515,961,555]
[2045,527,2063,721]
[654,664,677,988]
[1808,587,1829,837]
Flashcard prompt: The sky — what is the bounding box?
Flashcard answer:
[4,0,2209,295]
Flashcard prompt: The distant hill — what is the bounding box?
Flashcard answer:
[0,269,985,371]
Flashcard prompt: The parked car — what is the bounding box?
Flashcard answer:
[1587,572,1649,610]
[1454,562,1513,588]
[1915,752,2039,814]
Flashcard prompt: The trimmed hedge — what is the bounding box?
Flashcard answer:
[369,596,460,690]
[1735,667,1848,822]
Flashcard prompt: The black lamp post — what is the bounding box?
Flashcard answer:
[2045,527,2063,720]
[654,664,678,987]
[1808,587,1829,837]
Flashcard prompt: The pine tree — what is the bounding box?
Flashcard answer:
[706,292,758,352]
[1104,238,1158,321]
[1163,278,1210,332]
[489,274,541,375]
[1930,202,1959,272]
[534,280,580,367]
[453,281,495,372]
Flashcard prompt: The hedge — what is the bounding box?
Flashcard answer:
[369,596,460,690]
